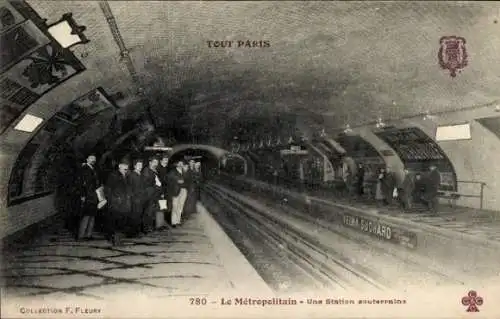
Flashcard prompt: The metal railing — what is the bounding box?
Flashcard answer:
[455,180,487,210]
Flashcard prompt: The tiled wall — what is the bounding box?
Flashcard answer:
[437,121,500,211]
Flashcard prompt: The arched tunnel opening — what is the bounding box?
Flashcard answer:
[167,148,220,180]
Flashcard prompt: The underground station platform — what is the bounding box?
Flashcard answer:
[2,182,500,318]
[219,176,500,278]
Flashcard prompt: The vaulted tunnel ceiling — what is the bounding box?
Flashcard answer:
[26,1,500,143]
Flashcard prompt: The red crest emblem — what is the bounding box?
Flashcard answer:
[438,36,468,78]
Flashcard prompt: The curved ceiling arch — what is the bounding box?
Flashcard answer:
[170,144,228,161]
[5,1,500,146]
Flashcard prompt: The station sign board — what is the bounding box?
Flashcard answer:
[342,213,417,249]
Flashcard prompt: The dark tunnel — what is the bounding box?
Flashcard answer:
[167,148,220,179]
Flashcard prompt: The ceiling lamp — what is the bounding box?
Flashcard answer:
[48,13,89,49]
[375,117,386,128]
[343,124,353,134]
[319,128,327,138]
[266,136,272,147]
[276,136,282,145]
[423,110,438,120]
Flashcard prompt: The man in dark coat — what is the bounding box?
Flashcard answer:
[413,173,425,204]
[127,159,145,235]
[157,156,169,186]
[157,156,170,224]
[167,160,188,227]
[105,159,132,245]
[399,169,415,211]
[183,159,196,219]
[356,163,365,196]
[382,167,396,205]
[422,165,441,213]
[193,161,203,200]
[141,156,165,231]
[77,154,101,241]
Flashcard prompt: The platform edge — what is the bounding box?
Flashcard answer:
[196,202,274,296]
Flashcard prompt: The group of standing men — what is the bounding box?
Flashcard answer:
[77,153,203,245]
[351,163,442,213]
[372,165,441,213]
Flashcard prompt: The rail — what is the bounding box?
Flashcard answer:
[219,182,464,285]
[438,180,486,209]
[204,183,387,291]
[207,180,465,287]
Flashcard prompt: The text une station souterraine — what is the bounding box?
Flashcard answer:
[217,298,407,306]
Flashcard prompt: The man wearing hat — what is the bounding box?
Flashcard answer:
[157,155,171,225]
[104,157,133,246]
[422,165,441,213]
[128,158,146,235]
[141,156,165,231]
[77,154,101,241]
[167,160,188,227]
[183,158,197,219]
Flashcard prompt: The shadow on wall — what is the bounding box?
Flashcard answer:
[53,147,81,233]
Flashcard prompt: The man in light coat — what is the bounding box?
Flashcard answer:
[167,160,188,227]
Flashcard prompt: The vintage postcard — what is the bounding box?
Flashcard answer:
[1,1,500,318]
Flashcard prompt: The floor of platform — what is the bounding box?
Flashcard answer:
[0,205,258,301]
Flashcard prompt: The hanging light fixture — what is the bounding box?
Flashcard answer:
[319,128,326,138]
[375,117,386,128]
[47,13,90,49]
[343,124,353,133]
[423,110,438,120]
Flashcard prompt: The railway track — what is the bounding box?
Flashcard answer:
[203,183,388,291]
[274,200,466,285]
[200,189,312,292]
[210,179,466,286]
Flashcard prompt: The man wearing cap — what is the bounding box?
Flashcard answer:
[167,160,188,227]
